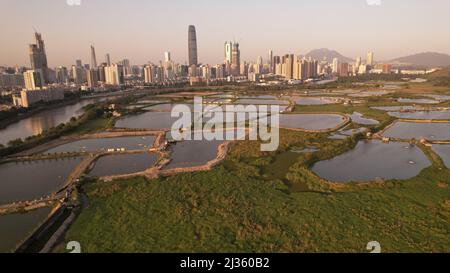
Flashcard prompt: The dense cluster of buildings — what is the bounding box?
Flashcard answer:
[0,27,442,108]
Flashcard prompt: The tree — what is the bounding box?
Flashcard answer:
[8,138,23,147]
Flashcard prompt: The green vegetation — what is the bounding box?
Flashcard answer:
[58,126,450,252]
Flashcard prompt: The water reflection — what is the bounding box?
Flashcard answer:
[387,111,450,120]
[383,122,450,140]
[0,98,102,145]
[312,140,431,182]
[0,207,52,253]
[88,153,159,177]
[45,136,156,154]
[164,137,224,170]
[0,157,84,205]
[277,114,347,131]
[431,145,450,169]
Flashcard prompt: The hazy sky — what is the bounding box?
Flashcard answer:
[1,0,450,67]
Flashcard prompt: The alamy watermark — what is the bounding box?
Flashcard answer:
[66,0,81,6]
[171,97,280,152]
[366,0,381,6]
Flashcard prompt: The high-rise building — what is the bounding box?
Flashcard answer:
[268,50,274,73]
[332,58,339,74]
[224,42,233,64]
[90,45,98,69]
[144,65,155,84]
[72,65,85,84]
[382,64,392,74]
[119,59,131,76]
[0,73,24,89]
[242,62,249,77]
[76,59,83,68]
[98,64,106,82]
[105,64,124,85]
[29,32,49,83]
[87,69,99,89]
[15,88,64,108]
[105,54,111,66]
[354,57,362,74]
[188,25,198,66]
[339,63,350,77]
[55,66,68,84]
[231,43,240,76]
[284,54,294,79]
[23,70,44,90]
[367,52,374,66]
[164,52,171,63]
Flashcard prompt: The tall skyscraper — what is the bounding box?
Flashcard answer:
[188,25,198,66]
[367,52,374,66]
[355,57,362,68]
[164,52,171,63]
[105,54,111,66]
[332,58,339,73]
[55,66,68,84]
[255,56,263,74]
[90,45,98,69]
[268,50,273,73]
[87,69,99,89]
[29,32,49,83]
[284,54,294,79]
[144,65,155,84]
[72,65,85,84]
[224,42,233,64]
[231,43,240,76]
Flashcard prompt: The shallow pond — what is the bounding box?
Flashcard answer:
[0,207,52,253]
[277,114,347,131]
[293,97,339,105]
[164,137,224,169]
[349,91,392,97]
[397,98,440,104]
[0,98,103,145]
[421,94,450,101]
[89,153,159,177]
[234,99,289,105]
[312,140,431,182]
[383,121,450,140]
[45,136,156,154]
[350,112,379,125]
[387,111,450,120]
[142,103,174,112]
[431,145,450,169]
[239,95,277,99]
[115,112,178,129]
[371,106,419,111]
[0,157,84,205]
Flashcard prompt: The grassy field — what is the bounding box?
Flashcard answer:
[68,115,114,136]
[57,128,450,253]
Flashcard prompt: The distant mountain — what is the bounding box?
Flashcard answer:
[389,52,450,68]
[304,48,354,63]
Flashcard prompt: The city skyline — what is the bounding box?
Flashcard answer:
[1,0,450,67]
